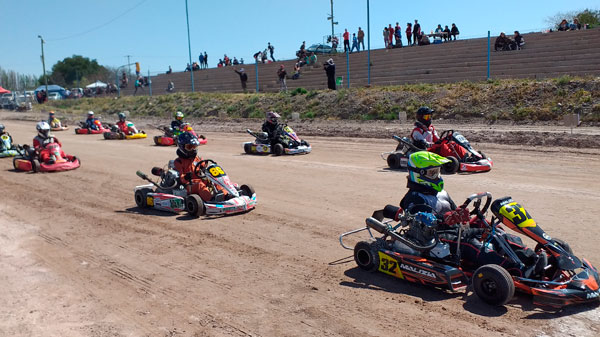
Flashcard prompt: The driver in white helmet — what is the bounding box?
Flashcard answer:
[83,111,102,130]
[33,121,66,164]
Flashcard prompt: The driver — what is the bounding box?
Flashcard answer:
[400,151,545,276]
[33,121,66,164]
[48,111,62,129]
[0,124,13,150]
[84,111,102,131]
[262,111,282,148]
[173,131,225,202]
[116,112,138,135]
[170,111,185,135]
[410,106,467,159]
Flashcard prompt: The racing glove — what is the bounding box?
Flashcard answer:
[443,206,470,226]
[184,172,192,182]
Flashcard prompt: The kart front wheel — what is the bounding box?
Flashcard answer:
[153,136,160,146]
[240,184,255,197]
[441,156,459,174]
[273,143,284,156]
[31,159,40,173]
[354,239,380,272]
[186,195,205,217]
[472,264,514,306]
[134,188,152,208]
[243,143,252,154]
[387,153,402,169]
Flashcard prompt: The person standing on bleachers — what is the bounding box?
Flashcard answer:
[343,29,350,52]
[406,23,412,46]
[413,20,421,46]
[357,27,365,51]
[324,58,336,90]
[395,22,402,47]
[203,52,208,69]
[268,43,276,62]
[350,34,359,53]
[277,65,287,92]
[234,68,248,93]
[388,24,395,48]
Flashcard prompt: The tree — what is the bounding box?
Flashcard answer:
[0,66,38,91]
[48,55,108,87]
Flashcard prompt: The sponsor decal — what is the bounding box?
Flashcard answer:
[146,196,154,206]
[400,263,436,279]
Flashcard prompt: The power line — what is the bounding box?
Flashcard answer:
[47,0,149,42]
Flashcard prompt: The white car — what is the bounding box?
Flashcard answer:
[47,92,62,100]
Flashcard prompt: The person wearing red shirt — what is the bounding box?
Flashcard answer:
[388,24,395,48]
[33,121,66,164]
[406,22,412,46]
[115,112,138,135]
[343,29,350,52]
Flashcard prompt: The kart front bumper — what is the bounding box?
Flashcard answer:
[205,194,257,215]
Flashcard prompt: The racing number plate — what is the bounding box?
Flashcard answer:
[499,202,535,228]
[208,165,225,178]
[378,252,404,279]
[146,196,154,206]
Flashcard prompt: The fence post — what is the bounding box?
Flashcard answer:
[487,30,490,80]
[346,50,350,88]
[255,59,259,92]
[148,70,152,96]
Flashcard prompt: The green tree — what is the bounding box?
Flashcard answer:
[48,55,107,87]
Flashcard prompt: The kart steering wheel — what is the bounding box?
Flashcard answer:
[439,130,455,142]
[460,192,492,216]
[193,159,216,178]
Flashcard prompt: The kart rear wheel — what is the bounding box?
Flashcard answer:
[473,264,514,306]
[31,159,40,173]
[186,195,205,217]
[387,153,402,169]
[240,184,255,197]
[12,157,19,170]
[243,143,252,154]
[441,156,459,174]
[153,136,160,146]
[134,188,152,208]
[273,143,284,156]
[354,239,381,272]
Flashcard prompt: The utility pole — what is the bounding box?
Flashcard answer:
[38,35,48,94]
[327,0,338,41]
[185,0,195,92]
[125,55,132,78]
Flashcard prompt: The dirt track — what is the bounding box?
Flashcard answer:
[0,117,599,337]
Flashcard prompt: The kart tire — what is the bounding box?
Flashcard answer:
[441,156,459,174]
[134,188,152,208]
[472,264,515,306]
[153,136,160,145]
[273,143,284,156]
[240,184,255,197]
[31,159,40,173]
[243,143,252,154]
[535,238,573,255]
[301,140,310,147]
[354,239,381,272]
[186,194,205,217]
[387,153,402,169]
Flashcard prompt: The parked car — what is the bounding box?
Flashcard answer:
[1,93,16,110]
[47,92,63,100]
[306,44,336,54]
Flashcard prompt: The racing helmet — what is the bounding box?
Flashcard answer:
[87,110,94,118]
[36,121,51,138]
[174,111,184,121]
[416,106,434,127]
[0,123,5,133]
[177,131,200,157]
[49,110,55,117]
[118,112,127,122]
[266,111,280,124]
[407,151,450,193]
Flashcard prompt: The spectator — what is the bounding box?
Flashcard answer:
[233,57,239,65]
[513,31,525,49]
[324,58,336,90]
[292,63,300,80]
[240,58,244,64]
[234,68,248,92]
[268,42,276,62]
[308,52,317,66]
[185,63,191,72]
[413,20,421,46]
[406,23,412,46]
[217,60,223,68]
[343,29,350,52]
[350,33,359,53]
[570,18,581,30]
[224,55,230,66]
[434,24,443,43]
[203,52,208,69]
[558,19,569,31]
[451,23,460,40]
[166,81,175,93]
[494,32,512,51]
[330,36,339,50]
[166,65,172,74]
[383,27,389,48]
[395,22,402,47]
[262,49,268,64]
[277,65,287,92]
[388,24,395,48]
[299,41,306,53]
[419,33,430,46]
[254,51,262,63]
[199,53,204,68]
[121,72,128,88]
[357,27,365,50]
[443,25,451,42]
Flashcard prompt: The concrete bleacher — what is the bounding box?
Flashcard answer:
[120,28,600,96]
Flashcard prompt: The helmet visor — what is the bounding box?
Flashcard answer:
[184,143,198,151]
[424,167,441,180]
[421,114,431,121]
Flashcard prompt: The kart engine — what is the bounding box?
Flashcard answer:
[403,211,438,247]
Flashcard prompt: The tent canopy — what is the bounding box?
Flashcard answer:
[0,86,12,94]
[86,80,107,88]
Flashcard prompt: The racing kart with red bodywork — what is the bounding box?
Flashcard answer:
[134,159,255,217]
[153,123,207,146]
[74,121,111,134]
[12,143,80,173]
[383,130,492,173]
[340,192,599,307]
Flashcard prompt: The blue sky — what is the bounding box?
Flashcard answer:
[1,0,597,78]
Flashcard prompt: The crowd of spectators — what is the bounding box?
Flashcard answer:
[494,31,525,51]
[557,18,589,31]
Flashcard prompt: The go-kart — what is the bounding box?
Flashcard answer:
[49,118,69,131]
[103,125,147,140]
[0,134,20,158]
[51,126,69,131]
[153,123,207,146]
[74,121,111,134]
[383,130,492,173]
[134,159,256,217]
[243,125,311,156]
[12,143,80,173]
[340,192,599,307]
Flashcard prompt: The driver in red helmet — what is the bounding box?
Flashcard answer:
[410,106,467,159]
[173,131,227,202]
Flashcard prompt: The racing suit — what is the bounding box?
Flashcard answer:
[170,119,184,136]
[173,149,214,202]
[0,132,13,151]
[116,120,137,135]
[48,117,62,129]
[261,121,281,148]
[33,135,66,163]
[411,122,467,159]
[84,117,101,130]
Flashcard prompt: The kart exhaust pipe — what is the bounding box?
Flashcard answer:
[365,217,438,252]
